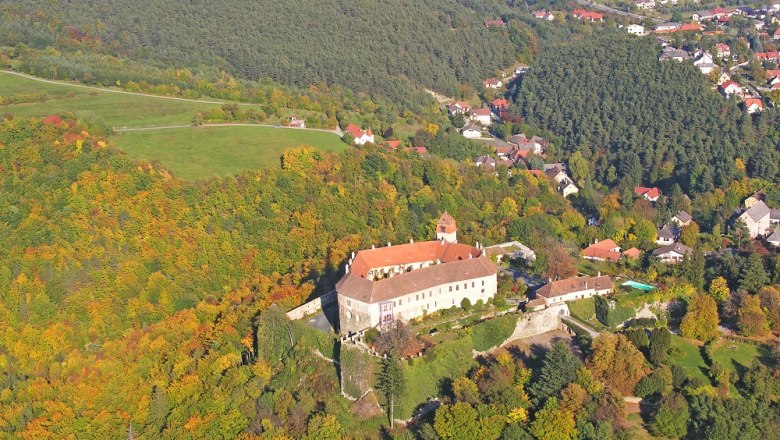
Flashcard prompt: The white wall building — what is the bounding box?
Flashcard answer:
[336,214,498,334]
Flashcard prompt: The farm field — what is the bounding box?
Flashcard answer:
[115,126,347,180]
[1,72,346,179]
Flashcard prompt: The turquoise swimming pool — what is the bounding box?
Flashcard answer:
[622,280,656,291]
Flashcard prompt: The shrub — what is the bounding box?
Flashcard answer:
[635,365,672,398]
[461,298,472,312]
[595,296,636,327]
[671,365,688,388]
[364,328,380,346]
[471,314,518,351]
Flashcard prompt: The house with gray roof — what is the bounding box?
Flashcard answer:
[652,243,693,263]
[737,200,772,238]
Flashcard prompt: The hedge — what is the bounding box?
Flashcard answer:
[470,314,519,351]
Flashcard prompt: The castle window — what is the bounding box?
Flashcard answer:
[463,283,467,289]
[422,292,425,299]
[482,280,485,286]
[416,294,419,301]
[449,286,453,292]
[471,282,475,288]
[456,285,459,291]
[347,300,352,307]
[347,311,352,319]
[399,299,402,305]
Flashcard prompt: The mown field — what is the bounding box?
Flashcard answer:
[115,126,346,180]
[1,72,347,179]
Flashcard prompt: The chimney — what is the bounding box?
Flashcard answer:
[371,244,375,249]
[387,242,391,247]
[597,271,601,277]
[345,264,350,274]
[351,251,355,259]
[410,238,414,244]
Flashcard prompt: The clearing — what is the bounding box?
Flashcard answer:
[116,126,346,180]
[1,72,346,179]
[668,335,709,383]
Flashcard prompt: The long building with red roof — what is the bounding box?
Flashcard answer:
[337,213,498,333]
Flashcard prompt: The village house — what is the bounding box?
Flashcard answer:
[447,100,471,116]
[483,78,503,89]
[572,9,604,21]
[767,230,780,247]
[582,239,622,262]
[461,124,483,139]
[545,164,579,198]
[470,108,493,126]
[507,133,548,155]
[626,24,648,36]
[659,47,690,61]
[336,214,498,334]
[745,190,765,208]
[656,225,680,245]
[715,43,731,59]
[345,123,375,145]
[719,80,743,97]
[693,7,732,22]
[743,98,764,113]
[634,0,656,10]
[484,241,536,263]
[774,28,780,40]
[492,98,509,111]
[533,274,613,307]
[652,243,693,263]
[693,51,716,74]
[655,22,682,33]
[737,200,773,238]
[533,10,555,20]
[289,116,305,128]
[382,140,402,151]
[635,186,661,202]
[671,210,693,227]
[623,247,642,260]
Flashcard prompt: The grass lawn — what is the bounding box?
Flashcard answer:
[711,339,760,371]
[567,297,607,330]
[668,335,710,384]
[114,126,347,180]
[0,72,262,127]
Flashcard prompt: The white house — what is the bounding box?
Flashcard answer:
[634,0,656,9]
[743,98,763,114]
[719,81,743,97]
[693,51,716,74]
[671,211,693,227]
[533,10,555,20]
[737,200,772,238]
[483,78,503,89]
[715,43,731,59]
[767,230,780,247]
[345,123,375,145]
[656,225,680,245]
[461,124,483,139]
[652,243,693,263]
[336,214,497,334]
[626,24,648,36]
[470,108,493,126]
[534,275,613,306]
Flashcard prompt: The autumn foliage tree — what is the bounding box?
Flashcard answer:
[587,333,648,395]
[680,294,720,342]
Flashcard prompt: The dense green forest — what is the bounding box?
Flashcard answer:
[6,0,534,103]
[512,33,780,192]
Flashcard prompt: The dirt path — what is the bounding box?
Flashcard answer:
[114,122,343,137]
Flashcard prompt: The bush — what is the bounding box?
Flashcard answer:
[461,298,472,312]
[635,365,672,398]
[667,346,684,358]
[364,328,380,346]
[471,314,518,351]
[624,328,650,348]
[595,296,636,327]
[671,365,688,388]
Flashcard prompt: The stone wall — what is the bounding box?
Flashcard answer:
[285,290,336,321]
[503,303,569,342]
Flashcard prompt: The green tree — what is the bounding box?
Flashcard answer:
[650,392,689,439]
[433,402,480,440]
[528,342,582,404]
[376,356,407,429]
[680,294,719,342]
[568,151,589,186]
[529,398,577,440]
[587,333,647,395]
[739,253,769,293]
[634,365,672,398]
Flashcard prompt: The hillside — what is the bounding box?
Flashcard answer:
[512,33,780,191]
[10,0,531,101]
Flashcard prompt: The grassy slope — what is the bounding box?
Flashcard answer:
[115,126,346,180]
[711,339,760,371]
[0,72,251,127]
[668,335,709,383]
[2,72,346,180]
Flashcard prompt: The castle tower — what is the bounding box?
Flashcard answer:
[436,212,457,243]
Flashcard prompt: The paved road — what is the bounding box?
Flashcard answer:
[573,0,662,23]
[115,122,343,137]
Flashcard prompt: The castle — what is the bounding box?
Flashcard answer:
[336,213,498,334]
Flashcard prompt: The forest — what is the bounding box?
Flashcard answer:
[6,0,536,104]
[511,33,780,193]
[0,114,582,437]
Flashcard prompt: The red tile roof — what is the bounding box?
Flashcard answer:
[583,239,621,261]
[492,98,509,108]
[437,212,457,233]
[536,275,613,299]
[345,123,365,139]
[623,247,642,259]
[635,186,661,200]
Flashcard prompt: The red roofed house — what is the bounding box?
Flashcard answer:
[533,10,555,20]
[582,239,622,262]
[635,186,661,202]
[336,213,498,333]
[383,140,402,150]
[774,28,780,40]
[715,43,731,58]
[679,23,703,32]
[483,78,503,89]
[447,100,471,116]
[470,108,493,126]
[743,98,763,113]
[492,98,509,110]
[719,80,743,97]
[622,247,642,259]
[572,9,604,21]
[345,123,375,145]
